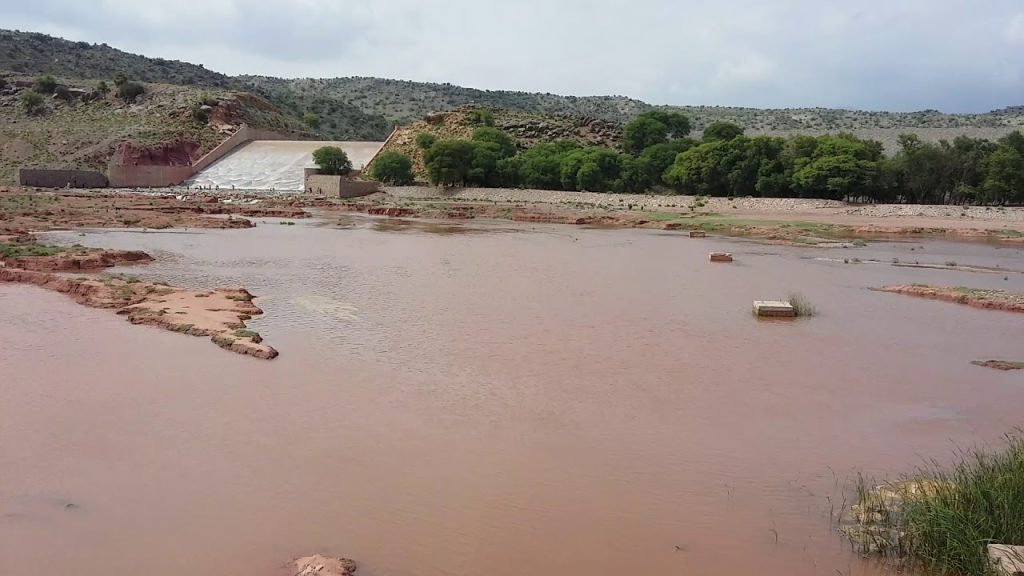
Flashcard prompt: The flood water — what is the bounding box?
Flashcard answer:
[2,216,1023,576]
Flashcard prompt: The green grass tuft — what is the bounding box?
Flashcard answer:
[848,435,1024,575]
[787,292,817,317]
[0,242,65,259]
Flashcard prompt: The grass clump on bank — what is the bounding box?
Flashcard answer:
[847,435,1024,576]
[0,242,64,259]
[787,292,817,317]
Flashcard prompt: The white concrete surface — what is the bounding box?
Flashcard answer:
[187,141,383,191]
[753,301,796,317]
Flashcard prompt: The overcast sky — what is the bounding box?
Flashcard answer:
[2,0,1023,112]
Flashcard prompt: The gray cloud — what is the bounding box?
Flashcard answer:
[1,0,1021,112]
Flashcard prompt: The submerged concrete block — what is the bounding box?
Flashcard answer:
[689,230,707,238]
[753,300,796,318]
[709,252,733,262]
[989,545,1024,576]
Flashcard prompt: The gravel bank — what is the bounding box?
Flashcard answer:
[382,186,1024,223]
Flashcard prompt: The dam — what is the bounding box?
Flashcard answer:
[186,140,384,191]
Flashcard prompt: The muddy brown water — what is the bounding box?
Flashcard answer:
[2,216,1023,576]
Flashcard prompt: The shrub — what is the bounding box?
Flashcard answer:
[466,108,494,126]
[303,112,321,129]
[96,80,109,96]
[312,146,352,175]
[415,132,437,150]
[113,72,127,87]
[117,81,145,103]
[34,75,57,94]
[19,91,44,115]
[369,151,414,185]
[787,292,817,317]
[192,102,210,123]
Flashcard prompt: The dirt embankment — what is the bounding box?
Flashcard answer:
[877,285,1024,313]
[0,188,316,234]
[0,236,278,360]
[325,192,1024,246]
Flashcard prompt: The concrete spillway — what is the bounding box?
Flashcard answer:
[187,141,384,191]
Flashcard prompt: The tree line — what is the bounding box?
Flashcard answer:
[366,109,1024,205]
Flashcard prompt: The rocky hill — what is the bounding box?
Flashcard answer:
[0,72,306,183]
[0,30,231,87]
[380,106,623,176]
[2,29,1024,148]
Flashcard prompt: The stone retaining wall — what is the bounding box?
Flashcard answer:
[19,169,109,188]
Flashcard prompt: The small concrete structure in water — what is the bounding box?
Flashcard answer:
[709,252,733,262]
[689,231,707,238]
[753,300,796,318]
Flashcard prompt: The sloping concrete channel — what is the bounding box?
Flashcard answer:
[186,141,383,191]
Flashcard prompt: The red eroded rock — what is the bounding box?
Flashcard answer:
[366,207,416,217]
[111,140,201,166]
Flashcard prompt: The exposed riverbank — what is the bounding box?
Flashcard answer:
[0,234,277,359]
[877,284,1024,313]
[8,186,1024,247]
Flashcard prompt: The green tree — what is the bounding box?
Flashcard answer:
[34,75,57,94]
[415,132,437,150]
[495,156,522,188]
[312,146,353,175]
[19,91,44,115]
[664,139,743,195]
[96,80,110,96]
[639,139,695,187]
[623,110,691,153]
[113,72,128,87]
[999,130,1024,156]
[423,139,475,186]
[615,156,651,193]
[117,81,146,103]
[791,154,876,200]
[782,133,883,200]
[893,134,950,204]
[368,151,414,185]
[983,145,1024,204]
[702,121,744,142]
[303,113,321,129]
[467,141,503,186]
[472,127,516,158]
[558,147,624,192]
[945,136,996,204]
[518,140,580,189]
